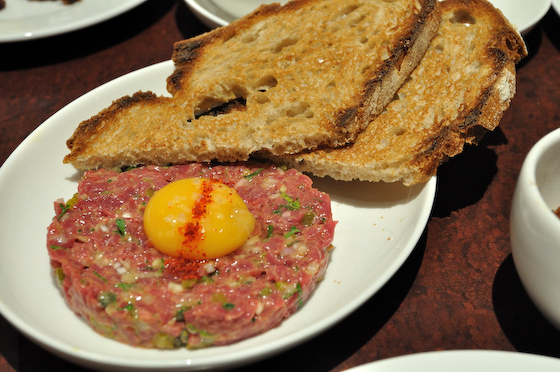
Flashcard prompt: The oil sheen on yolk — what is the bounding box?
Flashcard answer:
[143,178,255,260]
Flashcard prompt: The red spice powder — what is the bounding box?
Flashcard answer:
[177,179,217,259]
[165,257,204,280]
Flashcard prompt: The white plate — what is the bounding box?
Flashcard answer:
[185,0,550,34]
[0,60,436,371]
[345,350,560,371]
[185,0,284,29]
[552,0,560,15]
[0,0,146,42]
[488,0,551,34]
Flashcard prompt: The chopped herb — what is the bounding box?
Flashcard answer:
[284,226,300,238]
[222,303,235,310]
[57,193,79,221]
[115,218,126,236]
[273,191,301,213]
[259,287,272,297]
[198,276,215,284]
[57,203,70,220]
[175,306,192,322]
[182,278,197,289]
[115,283,133,291]
[295,282,303,308]
[97,291,116,308]
[244,168,263,181]
[266,225,274,239]
[93,270,108,283]
[49,245,64,250]
[118,303,134,312]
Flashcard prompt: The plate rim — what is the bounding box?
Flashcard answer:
[184,0,552,34]
[0,0,147,43]
[344,350,560,371]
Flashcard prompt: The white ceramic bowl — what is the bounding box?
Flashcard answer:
[511,127,560,329]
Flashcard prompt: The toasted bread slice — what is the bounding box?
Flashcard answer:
[266,0,527,186]
[64,0,441,170]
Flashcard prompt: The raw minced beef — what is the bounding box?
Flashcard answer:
[47,163,336,349]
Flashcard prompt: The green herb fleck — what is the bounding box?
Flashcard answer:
[118,303,134,312]
[57,193,78,221]
[115,283,133,291]
[49,245,64,250]
[284,226,300,238]
[222,303,235,310]
[244,168,263,181]
[97,291,116,308]
[175,306,192,321]
[273,191,301,213]
[259,287,272,298]
[295,282,303,308]
[266,225,274,239]
[93,270,108,283]
[115,218,126,236]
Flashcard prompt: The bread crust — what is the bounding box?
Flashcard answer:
[64,0,441,170]
[267,0,527,186]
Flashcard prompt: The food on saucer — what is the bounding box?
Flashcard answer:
[268,0,527,186]
[63,0,441,170]
[47,163,336,348]
[47,0,527,351]
[0,0,80,9]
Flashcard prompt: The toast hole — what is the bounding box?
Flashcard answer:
[251,74,278,91]
[253,93,270,104]
[195,97,247,119]
[327,81,336,89]
[506,39,514,52]
[348,14,366,27]
[272,37,299,53]
[359,35,368,44]
[335,4,361,18]
[435,44,444,53]
[392,127,406,136]
[330,23,342,33]
[286,102,313,118]
[450,9,476,25]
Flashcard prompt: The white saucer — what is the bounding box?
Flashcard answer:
[185,0,551,34]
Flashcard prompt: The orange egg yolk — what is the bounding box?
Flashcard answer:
[143,178,255,260]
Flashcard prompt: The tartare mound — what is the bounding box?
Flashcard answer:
[47,163,336,348]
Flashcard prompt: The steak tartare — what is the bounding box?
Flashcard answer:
[47,163,336,348]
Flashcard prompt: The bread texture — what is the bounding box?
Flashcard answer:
[266,0,527,186]
[64,0,441,170]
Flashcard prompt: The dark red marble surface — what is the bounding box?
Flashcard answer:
[1,1,560,371]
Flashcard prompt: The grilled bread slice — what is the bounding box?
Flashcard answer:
[267,0,527,186]
[64,0,441,170]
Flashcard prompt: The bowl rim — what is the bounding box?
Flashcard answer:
[518,127,560,228]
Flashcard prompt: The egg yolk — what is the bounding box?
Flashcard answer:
[143,178,255,260]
